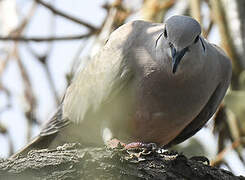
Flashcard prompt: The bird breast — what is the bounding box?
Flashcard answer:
[125,66,217,145]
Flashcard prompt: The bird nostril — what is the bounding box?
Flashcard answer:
[170,43,176,58]
[169,42,173,48]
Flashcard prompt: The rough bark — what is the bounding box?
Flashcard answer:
[0,143,244,180]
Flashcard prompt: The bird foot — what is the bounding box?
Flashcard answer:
[106,138,126,149]
[125,142,157,150]
[106,139,157,150]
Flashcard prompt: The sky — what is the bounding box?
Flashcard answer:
[0,0,244,176]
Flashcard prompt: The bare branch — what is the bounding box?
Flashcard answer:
[35,0,98,31]
[0,33,94,42]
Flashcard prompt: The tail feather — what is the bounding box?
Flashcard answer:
[10,106,70,159]
[10,133,58,159]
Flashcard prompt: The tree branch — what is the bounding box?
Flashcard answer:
[0,143,243,180]
[0,33,94,42]
[35,0,98,31]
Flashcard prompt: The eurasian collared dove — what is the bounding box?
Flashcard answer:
[13,15,232,156]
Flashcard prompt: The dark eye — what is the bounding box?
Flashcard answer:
[194,35,199,43]
[164,28,168,38]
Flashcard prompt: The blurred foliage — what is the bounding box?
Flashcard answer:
[0,0,245,175]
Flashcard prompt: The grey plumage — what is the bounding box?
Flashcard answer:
[12,15,232,157]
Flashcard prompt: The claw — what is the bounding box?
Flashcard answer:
[106,138,126,149]
[125,142,157,150]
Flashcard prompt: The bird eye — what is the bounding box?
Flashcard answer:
[164,28,168,38]
[194,35,199,43]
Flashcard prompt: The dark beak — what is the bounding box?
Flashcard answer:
[171,45,189,74]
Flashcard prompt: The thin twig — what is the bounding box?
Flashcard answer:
[10,2,38,35]
[203,20,213,38]
[189,0,202,23]
[0,33,94,42]
[0,124,14,156]
[66,37,90,85]
[0,83,11,113]
[211,139,240,166]
[210,0,242,89]
[40,1,60,106]
[0,53,11,76]
[142,0,175,22]
[45,64,60,105]
[14,46,37,142]
[26,44,60,105]
[35,0,97,31]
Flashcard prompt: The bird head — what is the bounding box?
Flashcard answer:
[164,15,205,74]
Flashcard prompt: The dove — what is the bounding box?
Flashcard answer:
[12,15,232,157]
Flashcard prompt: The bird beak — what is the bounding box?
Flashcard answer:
[171,45,189,74]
